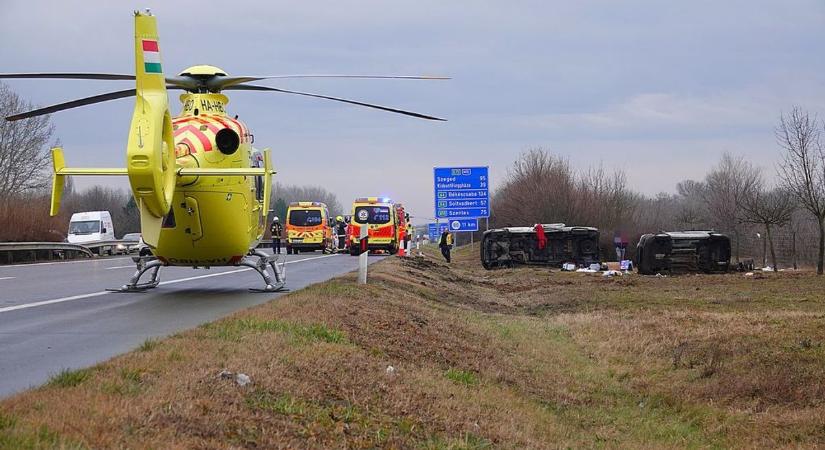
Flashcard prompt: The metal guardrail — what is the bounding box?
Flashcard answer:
[0,242,94,256]
[0,239,140,264]
[0,242,93,264]
[82,240,138,250]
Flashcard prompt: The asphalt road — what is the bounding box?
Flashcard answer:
[0,251,380,398]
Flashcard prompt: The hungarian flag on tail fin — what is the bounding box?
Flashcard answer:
[142,39,162,74]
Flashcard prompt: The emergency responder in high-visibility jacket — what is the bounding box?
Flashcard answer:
[335,216,347,250]
[439,229,453,263]
[404,222,413,253]
[270,217,283,254]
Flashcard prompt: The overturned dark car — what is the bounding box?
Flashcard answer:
[481,224,601,270]
[635,231,731,275]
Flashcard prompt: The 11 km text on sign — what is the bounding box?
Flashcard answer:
[434,167,489,219]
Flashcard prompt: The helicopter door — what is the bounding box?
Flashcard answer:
[183,196,204,241]
[251,151,264,202]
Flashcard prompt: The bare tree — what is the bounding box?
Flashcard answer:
[674,180,709,229]
[777,107,825,274]
[703,153,761,262]
[0,83,54,199]
[741,178,795,270]
[492,148,576,226]
[576,164,636,228]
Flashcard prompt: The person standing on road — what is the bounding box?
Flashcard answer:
[335,216,347,251]
[270,216,283,254]
[404,221,413,255]
[439,229,453,263]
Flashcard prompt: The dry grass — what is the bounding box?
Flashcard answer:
[2,245,825,448]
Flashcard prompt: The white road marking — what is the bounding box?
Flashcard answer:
[105,265,137,270]
[1,256,131,269]
[0,277,15,280]
[0,253,339,314]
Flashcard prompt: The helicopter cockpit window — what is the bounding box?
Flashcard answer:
[289,210,323,227]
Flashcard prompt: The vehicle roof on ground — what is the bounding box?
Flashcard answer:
[653,231,726,239]
[489,224,598,233]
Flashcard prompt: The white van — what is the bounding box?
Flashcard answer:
[67,211,115,245]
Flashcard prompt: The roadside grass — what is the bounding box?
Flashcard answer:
[46,368,92,388]
[137,338,160,352]
[2,245,825,447]
[445,368,479,387]
[205,317,348,344]
[0,411,85,450]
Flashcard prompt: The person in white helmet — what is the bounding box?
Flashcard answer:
[270,216,283,254]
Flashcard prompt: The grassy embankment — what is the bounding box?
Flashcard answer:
[2,245,825,448]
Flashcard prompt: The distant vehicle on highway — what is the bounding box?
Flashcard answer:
[120,233,142,254]
[285,202,335,254]
[67,211,116,255]
[347,197,402,255]
[123,233,152,256]
[67,211,115,244]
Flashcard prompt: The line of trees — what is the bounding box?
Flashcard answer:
[492,107,825,273]
[0,182,141,242]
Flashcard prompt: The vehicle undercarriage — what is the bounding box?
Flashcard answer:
[481,224,601,270]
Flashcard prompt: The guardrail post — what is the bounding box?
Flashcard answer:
[358,225,368,284]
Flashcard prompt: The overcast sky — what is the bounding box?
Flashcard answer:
[2,1,824,223]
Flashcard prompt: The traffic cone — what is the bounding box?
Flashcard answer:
[397,242,406,257]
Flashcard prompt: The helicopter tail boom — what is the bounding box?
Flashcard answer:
[49,147,128,216]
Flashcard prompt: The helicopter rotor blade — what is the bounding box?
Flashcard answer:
[224,84,446,121]
[0,72,200,90]
[0,72,136,81]
[208,74,450,91]
[164,76,200,90]
[4,86,183,121]
[4,89,138,121]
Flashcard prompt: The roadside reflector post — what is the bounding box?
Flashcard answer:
[358,225,368,284]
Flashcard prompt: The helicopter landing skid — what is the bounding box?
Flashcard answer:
[240,249,287,292]
[107,257,163,293]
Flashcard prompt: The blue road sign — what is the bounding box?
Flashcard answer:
[427,222,449,241]
[448,219,478,232]
[434,166,489,219]
[427,223,439,241]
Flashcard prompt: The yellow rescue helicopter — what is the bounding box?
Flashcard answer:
[2,10,446,292]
